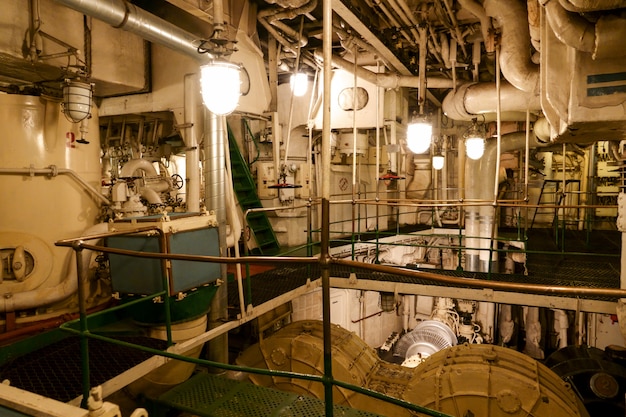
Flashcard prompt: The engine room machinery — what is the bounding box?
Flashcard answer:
[236,320,590,417]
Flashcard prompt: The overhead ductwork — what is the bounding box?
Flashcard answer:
[257,0,317,53]
[53,0,210,63]
[543,0,626,60]
[541,0,626,142]
[442,81,541,121]
[558,0,626,12]
[485,0,540,93]
[313,50,455,90]
[465,129,549,271]
[458,0,494,52]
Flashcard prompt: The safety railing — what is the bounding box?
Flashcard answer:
[56,193,622,416]
[56,227,459,417]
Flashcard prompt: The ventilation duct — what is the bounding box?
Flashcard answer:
[442,81,541,121]
[54,0,210,63]
[484,0,539,93]
[541,1,626,142]
[465,129,549,271]
[544,0,626,60]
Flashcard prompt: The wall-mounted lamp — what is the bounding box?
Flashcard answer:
[61,80,93,123]
[406,116,432,154]
[464,118,486,160]
[432,154,445,170]
[200,60,242,115]
[290,72,308,97]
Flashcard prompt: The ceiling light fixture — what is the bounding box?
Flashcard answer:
[406,116,432,154]
[61,79,93,123]
[200,60,242,116]
[464,118,486,160]
[290,72,308,97]
[432,154,445,170]
[196,0,242,116]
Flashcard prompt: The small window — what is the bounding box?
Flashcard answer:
[337,87,369,111]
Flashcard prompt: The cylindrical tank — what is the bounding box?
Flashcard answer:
[0,94,101,319]
[127,315,208,399]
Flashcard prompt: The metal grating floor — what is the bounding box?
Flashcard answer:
[0,335,167,402]
[157,372,385,417]
[228,229,621,308]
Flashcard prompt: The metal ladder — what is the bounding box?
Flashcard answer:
[530,179,581,229]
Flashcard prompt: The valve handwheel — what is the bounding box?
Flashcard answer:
[171,174,184,189]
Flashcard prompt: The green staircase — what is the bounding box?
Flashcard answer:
[228,125,280,255]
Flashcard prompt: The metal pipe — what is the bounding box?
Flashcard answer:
[442,81,541,121]
[322,0,334,412]
[70,243,90,409]
[545,0,626,59]
[333,258,626,298]
[205,110,229,367]
[53,0,211,61]
[313,49,455,89]
[0,166,110,205]
[484,0,539,93]
[459,0,493,51]
[183,73,200,213]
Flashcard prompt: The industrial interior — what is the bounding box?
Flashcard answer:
[2,0,626,416]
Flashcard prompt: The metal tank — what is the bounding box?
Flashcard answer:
[236,320,590,417]
[0,94,104,323]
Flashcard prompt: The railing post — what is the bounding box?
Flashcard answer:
[72,241,91,409]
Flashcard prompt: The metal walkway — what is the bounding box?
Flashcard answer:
[156,372,385,417]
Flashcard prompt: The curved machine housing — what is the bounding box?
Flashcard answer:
[237,320,590,417]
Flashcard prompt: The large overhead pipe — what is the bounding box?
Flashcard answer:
[543,0,626,59]
[558,0,626,11]
[313,49,455,89]
[442,81,541,121]
[53,0,209,62]
[459,0,494,52]
[484,0,539,93]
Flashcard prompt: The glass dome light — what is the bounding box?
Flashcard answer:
[465,137,486,160]
[200,60,242,115]
[62,80,93,123]
[432,154,445,170]
[290,72,308,97]
[406,120,432,154]
[464,118,486,160]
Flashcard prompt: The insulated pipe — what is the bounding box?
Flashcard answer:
[257,0,317,51]
[543,0,595,54]
[458,0,494,52]
[119,158,170,193]
[313,50,455,89]
[484,0,539,93]
[558,0,626,11]
[0,223,108,313]
[138,187,163,204]
[53,0,211,62]
[465,130,548,271]
[204,111,229,366]
[544,0,626,59]
[119,158,158,177]
[183,74,200,213]
[442,81,541,121]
